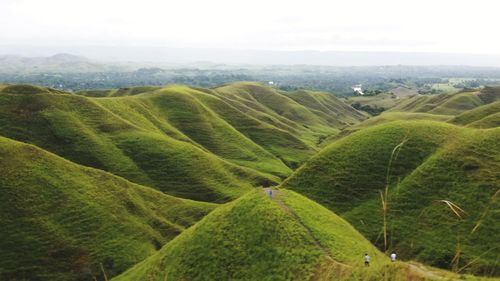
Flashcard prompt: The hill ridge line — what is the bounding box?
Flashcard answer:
[263,187,350,267]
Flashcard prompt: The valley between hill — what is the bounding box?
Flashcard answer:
[0,83,498,280]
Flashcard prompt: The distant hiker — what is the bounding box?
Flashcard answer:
[390,252,397,262]
[364,253,370,267]
[268,188,273,198]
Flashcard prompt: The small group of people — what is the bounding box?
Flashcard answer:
[364,252,397,267]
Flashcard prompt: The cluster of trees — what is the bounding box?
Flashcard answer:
[1,65,499,95]
[351,102,386,115]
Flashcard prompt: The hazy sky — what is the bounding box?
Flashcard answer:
[1,0,500,54]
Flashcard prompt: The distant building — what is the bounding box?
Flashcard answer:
[352,85,364,95]
[268,81,274,86]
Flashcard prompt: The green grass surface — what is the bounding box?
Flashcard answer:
[0,87,279,202]
[0,136,216,281]
[112,190,386,281]
[346,93,404,110]
[113,189,493,281]
[349,112,452,131]
[283,121,499,276]
[450,102,500,128]
[388,88,500,116]
[2,82,498,280]
[213,82,365,146]
[0,83,365,200]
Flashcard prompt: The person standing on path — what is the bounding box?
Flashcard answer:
[268,188,273,198]
[390,252,397,262]
[364,253,370,267]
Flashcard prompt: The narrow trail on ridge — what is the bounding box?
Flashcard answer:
[262,187,349,267]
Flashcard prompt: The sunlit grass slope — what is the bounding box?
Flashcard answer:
[81,82,365,168]
[450,101,500,128]
[349,112,452,131]
[0,136,216,281]
[283,121,500,275]
[0,88,274,202]
[112,190,388,281]
[96,86,293,177]
[213,82,366,145]
[390,87,500,116]
[112,189,491,281]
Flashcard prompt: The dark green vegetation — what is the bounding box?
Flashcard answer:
[3,54,500,95]
[0,136,215,281]
[0,82,499,281]
[283,121,500,275]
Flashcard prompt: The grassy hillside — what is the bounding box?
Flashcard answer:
[450,102,500,128]
[389,91,482,115]
[112,189,394,281]
[0,136,216,281]
[94,86,293,177]
[112,189,491,281]
[1,83,365,193]
[77,86,163,97]
[349,112,452,131]
[389,87,500,116]
[283,121,499,276]
[0,87,280,202]
[346,93,404,113]
[213,82,366,145]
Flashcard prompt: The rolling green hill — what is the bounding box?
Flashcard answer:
[283,121,500,275]
[213,82,366,144]
[112,189,436,281]
[2,82,497,280]
[0,86,284,202]
[450,102,500,128]
[389,91,481,115]
[388,87,500,116]
[112,189,492,281]
[0,136,216,281]
[0,82,365,199]
[348,112,452,131]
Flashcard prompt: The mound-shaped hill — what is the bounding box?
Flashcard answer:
[1,83,364,195]
[389,91,483,115]
[113,189,484,281]
[450,101,500,128]
[0,86,281,202]
[0,136,216,281]
[213,82,366,143]
[113,189,406,281]
[348,112,452,131]
[389,87,500,116]
[283,121,500,275]
[93,86,294,177]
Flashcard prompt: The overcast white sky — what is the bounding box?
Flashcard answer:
[1,0,500,54]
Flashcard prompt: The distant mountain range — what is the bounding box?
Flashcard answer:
[2,46,500,66]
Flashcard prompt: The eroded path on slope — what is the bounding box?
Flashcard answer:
[262,187,347,266]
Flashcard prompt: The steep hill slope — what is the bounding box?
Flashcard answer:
[450,101,500,128]
[389,87,500,116]
[389,91,482,115]
[93,86,293,177]
[112,189,490,281]
[79,82,366,166]
[0,87,278,202]
[113,189,414,281]
[213,82,366,144]
[0,136,216,281]
[348,112,452,131]
[283,121,500,275]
